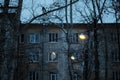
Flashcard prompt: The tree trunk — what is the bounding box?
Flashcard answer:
[93,18,99,80]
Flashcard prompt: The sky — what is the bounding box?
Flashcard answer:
[20,0,115,23]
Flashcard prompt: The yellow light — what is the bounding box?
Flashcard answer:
[78,33,87,40]
[70,56,75,60]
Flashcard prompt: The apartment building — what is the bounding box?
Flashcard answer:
[17,23,120,80]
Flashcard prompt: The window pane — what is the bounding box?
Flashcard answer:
[50,73,57,80]
[29,33,39,43]
[20,34,24,43]
[71,33,78,43]
[49,33,58,42]
[29,51,39,62]
[30,34,35,43]
[35,34,39,42]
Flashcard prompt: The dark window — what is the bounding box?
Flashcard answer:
[20,34,24,43]
[19,51,24,62]
[49,73,57,80]
[111,50,120,62]
[49,33,58,42]
[29,51,39,62]
[112,71,120,80]
[71,33,78,43]
[111,32,117,41]
[21,34,24,42]
[73,73,79,80]
[29,71,39,80]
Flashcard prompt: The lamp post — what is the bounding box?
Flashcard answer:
[78,33,88,80]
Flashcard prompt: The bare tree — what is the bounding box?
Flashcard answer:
[0,0,23,80]
[75,0,109,80]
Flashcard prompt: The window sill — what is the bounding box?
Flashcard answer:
[29,42,40,44]
[112,61,120,63]
[29,61,39,63]
[48,61,58,63]
[48,42,58,43]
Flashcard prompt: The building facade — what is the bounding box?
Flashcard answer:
[17,23,120,80]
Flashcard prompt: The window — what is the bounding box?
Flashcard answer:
[48,52,58,62]
[70,33,78,43]
[49,33,58,42]
[29,33,39,43]
[111,50,120,62]
[111,32,120,42]
[19,34,24,43]
[29,71,39,80]
[49,73,57,80]
[19,51,25,62]
[73,73,79,80]
[112,71,120,80]
[29,51,39,62]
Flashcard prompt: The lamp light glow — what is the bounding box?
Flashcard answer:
[70,56,75,60]
[78,33,87,40]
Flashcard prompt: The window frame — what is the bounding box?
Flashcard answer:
[48,52,58,62]
[70,33,79,43]
[29,50,39,62]
[19,51,25,62]
[73,73,79,80]
[49,73,57,80]
[29,71,39,80]
[29,33,40,43]
[112,70,120,80]
[19,33,24,43]
[49,33,58,43]
[111,50,120,62]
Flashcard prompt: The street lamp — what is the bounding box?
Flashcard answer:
[78,33,89,80]
[70,55,76,60]
[78,33,87,40]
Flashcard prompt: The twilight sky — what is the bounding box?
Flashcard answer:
[21,0,115,23]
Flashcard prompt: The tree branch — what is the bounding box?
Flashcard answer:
[26,0,79,24]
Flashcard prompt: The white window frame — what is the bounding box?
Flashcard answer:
[29,33,40,43]
[49,33,58,42]
[29,71,39,80]
[49,73,57,80]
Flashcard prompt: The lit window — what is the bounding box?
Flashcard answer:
[29,51,39,62]
[49,73,57,80]
[29,71,39,80]
[29,33,39,43]
[49,33,58,42]
[48,52,58,62]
